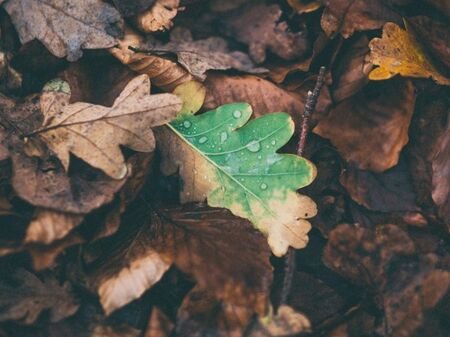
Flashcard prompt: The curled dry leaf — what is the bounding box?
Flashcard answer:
[88,204,272,315]
[25,209,84,244]
[314,78,415,172]
[369,22,450,85]
[146,27,266,80]
[158,103,317,256]
[223,3,309,63]
[110,27,192,91]
[3,0,123,61]
[135,0,180,33]
[320,0,401,38]
[35,75,182,179]
[324,224,450,337]
[0,269,79,324]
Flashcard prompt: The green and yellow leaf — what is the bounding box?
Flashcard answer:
[157,102,317,256]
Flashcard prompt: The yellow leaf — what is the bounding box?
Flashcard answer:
[35,75,182,179]
[173,80,206,115]
[369,22,450,85]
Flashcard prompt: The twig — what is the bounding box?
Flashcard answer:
[279,66,326,307]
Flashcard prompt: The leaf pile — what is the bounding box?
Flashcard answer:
[0,1,450,337]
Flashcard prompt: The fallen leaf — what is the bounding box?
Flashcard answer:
[314,78,415,172]
[25,209,84,244]
[0,269,79,324]
[112,0,155,17]
[320,0,401,38]
[87,204,272,315]
[331,35,372,102]
[369,22,450,85]
[204,74,305,119]
[223,3,310,63]
[0,92,126,214]
[324,224,450,337]
[145,27,267,80]
[287,0,321,14]
[35,75,182,179]
[340,158,419,213]
[110,26,193,91]
[3,0,123,61]
[158,103,317,256]
[408,16,450,71]
[135,0,179,33]
[173,80,206,115]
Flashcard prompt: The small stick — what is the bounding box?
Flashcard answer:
[279,66,326,307]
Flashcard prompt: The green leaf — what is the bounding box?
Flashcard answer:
[163,102,317,256]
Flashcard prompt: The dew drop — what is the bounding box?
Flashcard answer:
[233,110,242,118]
[257,155,262,159]
[260,183,268,190]
[183,120,192,128]
[271,140,276,145]
[220,131,228,143]
[246,140,261,152]
[199,136,208,144]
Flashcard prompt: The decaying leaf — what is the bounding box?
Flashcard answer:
[35,75,182,179]
[110,26,193,91]
[3,0,123,61]
[135,0,180,33]
[369,22,450,85]
[0,269,79,324]
[88,204,272,315]
[145,27,267,80]
[158,103,317,256]
[25,209,84,244]
[321,0,401,38]
[314,78,415,172]
[324,224,450,337]
[223,3,309,63]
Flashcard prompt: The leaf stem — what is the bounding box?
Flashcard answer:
[280,66,326,307]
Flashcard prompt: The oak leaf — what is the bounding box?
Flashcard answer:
[369,22,450,85]
[35,75,182,179]
[158,103,317,256]
[0,269,79,324]
[3,0,123,61]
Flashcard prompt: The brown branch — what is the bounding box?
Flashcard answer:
[279,66,326,308]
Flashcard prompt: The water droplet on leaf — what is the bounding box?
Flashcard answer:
[220,131,228,143]
[260,183,268,190]
[246,140,261,152]
[233,110,242,118]
[199,136,208,144]
[183,120,192,128]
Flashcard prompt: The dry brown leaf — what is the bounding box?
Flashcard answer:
[35,75,181,179]
[3,0,123,61]
[314,78,415,172]
[409,16,450,69]
[223,3,309,63]
[0,269,79,324]
[0,93,127,214]
[88,204,272,315]
[324,224,450,337]
[267,59,311,84]
[369,22,450,85]
[110,27,193,91]
[332,35,372,102]
[145,27,267,80]
[135,0,180,33]
[25,209,84,244]
[320,0,401,38]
